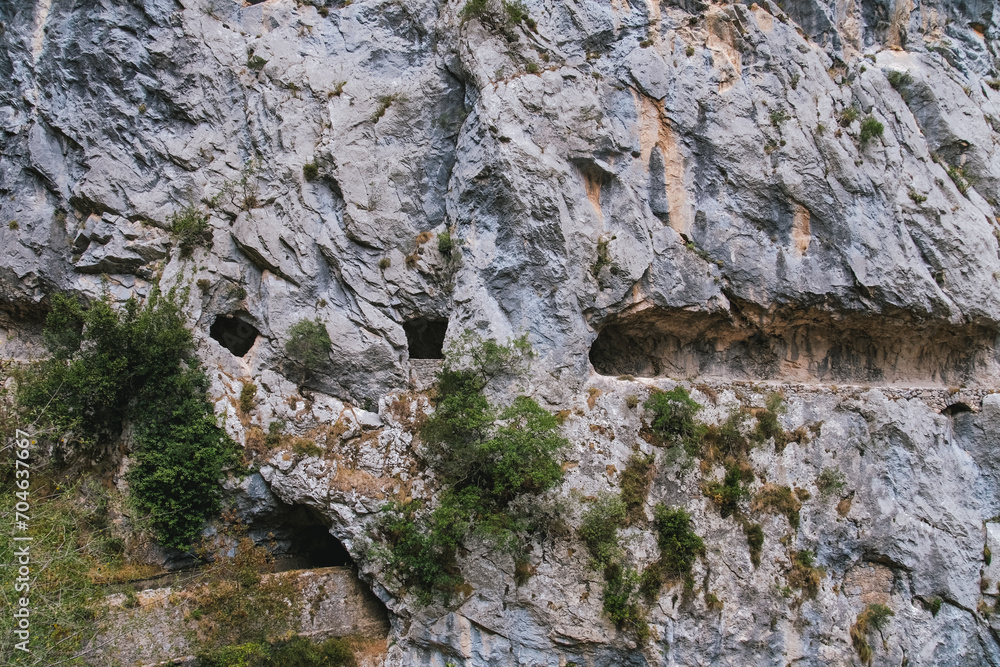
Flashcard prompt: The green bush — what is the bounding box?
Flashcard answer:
[620,453,655,524]
[753,392,787,447]
[601,562,649,640]
[373,332,565,602]
[703,464,751,518]
[580,493,627,569]
[859,116,884,144]
[168,204,213,258]
[302,162,320,181]
[886,69,912,91]
[199,636,355,667]
[816,467,846,496]
[644,386,705,454]
[438,230,454,256]
[652,505,704,579]
[285,318,332,368]
[17,290,238,550]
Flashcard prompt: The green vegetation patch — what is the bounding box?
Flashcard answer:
[370,332,566,603]
[644,386,706,455]
[17,290,238,550]
[169,204,213,258]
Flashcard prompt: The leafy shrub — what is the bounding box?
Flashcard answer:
[378,257,391,270]
[601,563,649,640]
[946,165,969,194]
[373,333,565,602]
[620,453,655,524]
[580,493,627,568]
[285,318,331,368]
[908,189,927,204]
[168,205,213,258]
[644,386,705,455]
[703,464,751,518]
[753,392,787,448]
[302,162,319,181]
[240,382,257,414]
[652,505,704,579]
[886,69,912,91]
[770,109,789,127]
[752,484,802,529]
[17,290,238,549]
[438,230,454,256]
[859,116,884,144]
[247,54,267,71]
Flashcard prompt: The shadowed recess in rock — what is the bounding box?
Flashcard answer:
[209,314,260,357]
[590,306,998,386]
[404,318,448,359]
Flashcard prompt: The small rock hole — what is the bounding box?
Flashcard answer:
[404,318,448,359]
[210,314,260,357]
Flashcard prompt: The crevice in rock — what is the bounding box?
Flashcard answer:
[209,313,260,357]
[404,317,448,359]
[942,402,973,416]
[589,304,997,386]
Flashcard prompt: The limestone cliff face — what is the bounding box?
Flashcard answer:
[3,0,1000,664]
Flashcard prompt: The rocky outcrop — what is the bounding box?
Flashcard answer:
[3,0,1000,663]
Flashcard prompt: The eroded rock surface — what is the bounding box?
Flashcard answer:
[3,0,1000,663]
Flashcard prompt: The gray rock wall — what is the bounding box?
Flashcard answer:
[3,0,1000,663]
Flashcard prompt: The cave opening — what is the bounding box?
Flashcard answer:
[589,306,995,385]
[941,402,973,416]
[404,318,448,359]
[209,314,260,357]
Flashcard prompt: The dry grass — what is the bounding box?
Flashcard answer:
[87,561,163,585]
[752,484,802,530]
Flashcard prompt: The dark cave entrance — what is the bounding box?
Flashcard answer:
[404,318,448,359]
[210,314,260,357]
[286,524,354,568]
[941,402,973,417]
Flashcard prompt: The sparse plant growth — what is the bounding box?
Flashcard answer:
[240,381,257,414]
[169,204,213,258]
[8,219,18,230]
[644,386,705,455]
[837,106,860,127]
[591,236,611,277]
[886,69,912,91]
[705,591,724,611]
[372,93,403,122]
[210,158,262,211]
[928,596,943,616]
[197,278,212,293]
[789,73,800,89]
[302,162,320,181]
[859,116,884,145]
[16,290,238,549]
[744,522,764,567]
[620,453,655,525]
[370,333,565,603]
[770,109,789,127]
[625,394,640,409]
[703,463,752,518]
[331,80,346,96]
[753,484,802,529]
[851,603,894,663]
[908,189,928,204]
[701,408,751,463]
[685,45,695,57]
[816,467,846,496]
[753,392,787,449]
[285,318,332,369]
[526,61,539,74]
[379,257,391,270]
[986,545,993,566]
[946,164,970,194]
[461,0,535,36]
[988,79,1000,91]
[787,549,825,599]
